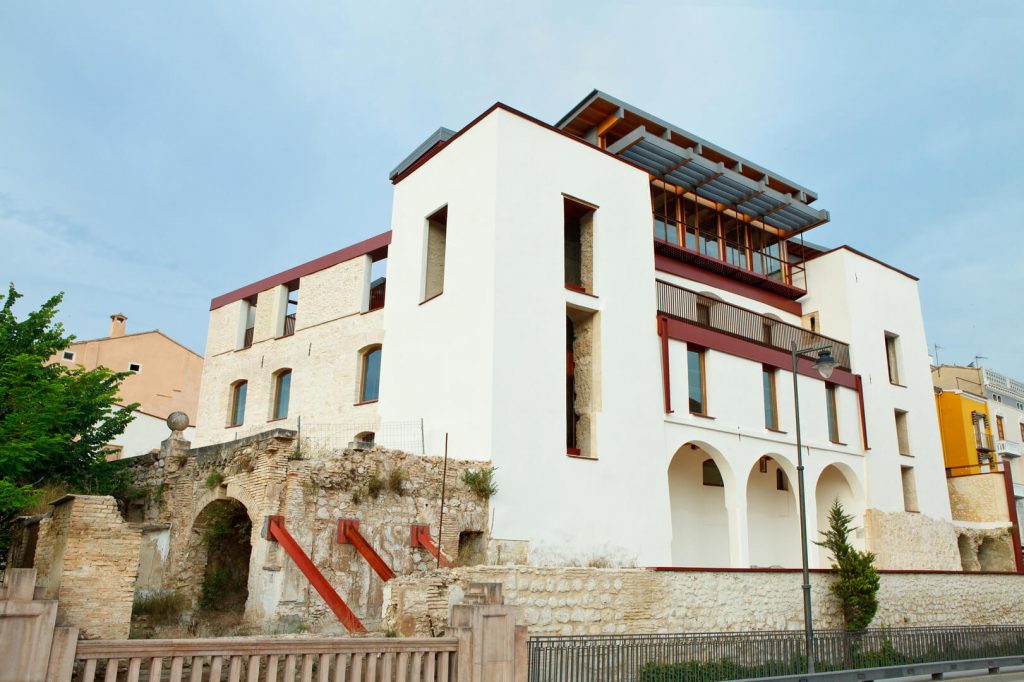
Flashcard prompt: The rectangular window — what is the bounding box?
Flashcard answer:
[776,468,789,491]
[128,362,141,373]
[901,465,919,512]
[273,370,291,419]
[283,285,299,337]
[424,206,448,301]
[884,332,900,384]
[997,415,1005,440]
[360,348,382,403]
[62,350,75,361]
[763,367,778,430]
[241,297,257,349]
[826,384,840,443]
[895,409,911,456]
[702,459,724,487]
[563,197,594,293]
[566,309,599,458]
[1020,423,1024,442]
[687,347,707,415]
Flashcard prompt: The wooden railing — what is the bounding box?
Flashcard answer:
[656,280,851,370]
[72,637,457,682]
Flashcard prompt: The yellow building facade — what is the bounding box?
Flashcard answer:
[934,389,996,473]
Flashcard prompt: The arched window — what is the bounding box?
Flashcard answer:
[229,381,248,426]
[360,346,382,403]
[702,459,724,487]
[272,369,291,420]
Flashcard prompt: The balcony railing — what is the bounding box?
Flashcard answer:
[242,326,254,349]
[282,313,296,337]
[654,217,806,296]
[656,280,850,370]
[976,432,995,452]
[368,279,386,311]
[997,439,1022,457]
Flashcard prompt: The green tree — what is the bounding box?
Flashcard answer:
[0,284,138,551]
[815,499,880,629]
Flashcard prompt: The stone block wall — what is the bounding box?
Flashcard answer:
[864,509,961,570]
[384,565,1024,637]
[129,429,490,632]
[32,495,141,639]
[948,473,1009,523]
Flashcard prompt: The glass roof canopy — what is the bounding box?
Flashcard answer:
[608,127,829,234]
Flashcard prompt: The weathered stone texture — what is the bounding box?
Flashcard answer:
[385,565,1024,637]
[130,430,489,632]
[32,496,140,639]
[864,509,961,570]
[948,473,1009,523]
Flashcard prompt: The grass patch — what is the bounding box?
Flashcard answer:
[204,470,224,489]
[132,590,186,625]
[462,467,498,499]
[386,466,408,496]
[367,473,384,499]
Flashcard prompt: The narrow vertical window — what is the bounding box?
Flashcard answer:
[564,196,595,293]
[272,370,291,420]
[566,310,599,458]
[566,317,578,454]
[895,409,911,455]
[997,415,1005,441]
[282,284,299,337]
[229,381,248,427]
[763,367,778,430]
[826,384,839,443]
[242,296,257,349]
[884,332,900,384]
[360,346,382,403]
[776,468,789,491]
[901,465,919,512]
[687,347,707,415]
[1019,422,1024,442]
[424,206,447,301]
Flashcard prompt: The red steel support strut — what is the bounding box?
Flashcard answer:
[263,516,366,633]
[410,524,449,567]
[338,519,397,581]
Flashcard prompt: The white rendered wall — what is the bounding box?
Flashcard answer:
[381,108,671,565]
[801,249,952,521]
[111,410,194,458]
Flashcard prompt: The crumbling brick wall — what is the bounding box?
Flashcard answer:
[32,495,141,639]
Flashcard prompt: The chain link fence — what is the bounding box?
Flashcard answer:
[297,419,425,455]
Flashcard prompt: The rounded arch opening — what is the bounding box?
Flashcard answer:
[746,455,800,567]
[189,498,253,616]
[814,464,864,566]
[668,441,733,567]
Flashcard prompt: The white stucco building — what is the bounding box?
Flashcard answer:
[193,91,961,570]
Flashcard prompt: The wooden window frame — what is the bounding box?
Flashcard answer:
[996,415,1005,441]
[229,380,248,427]
[687,346,708,416]
[272,369,292,420]
[359,345,382,404]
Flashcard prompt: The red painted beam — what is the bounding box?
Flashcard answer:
[411,525,449,567]
[264,516,366,633]
[338,519,397,581]
[1000,467,1024,574]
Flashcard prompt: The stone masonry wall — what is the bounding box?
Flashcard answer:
[384,565,1024,637]
[130,429,489,633]
[864,509,961,570]
[948,473,1009,523]
[32,495,141,639]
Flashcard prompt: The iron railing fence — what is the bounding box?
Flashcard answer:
[528,625,1024,682]
[656,280,851,371]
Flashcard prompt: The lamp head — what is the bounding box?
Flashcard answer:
[813,349,837,379]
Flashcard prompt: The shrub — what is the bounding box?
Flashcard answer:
[204,470,224,489]
[815,499,880,629]
[386,467,408,496]
[367,474,384,500]
[132,590,186,625]
[462,467,498,499]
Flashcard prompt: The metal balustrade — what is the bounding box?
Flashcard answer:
[528,625,1024,682]
[656,280,851,370]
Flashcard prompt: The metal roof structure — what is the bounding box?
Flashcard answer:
[558,90,829,235]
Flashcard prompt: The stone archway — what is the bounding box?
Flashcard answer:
[668,441,734,567]
[188,498,253,615]
[746,455,800,568]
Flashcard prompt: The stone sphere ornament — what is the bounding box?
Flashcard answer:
[166,411,190,432]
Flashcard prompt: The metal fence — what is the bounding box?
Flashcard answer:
[298,419,425,455]
[527,625,1024,682]
[656,280,851,370]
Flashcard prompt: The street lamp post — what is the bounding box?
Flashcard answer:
[790,341,837,675]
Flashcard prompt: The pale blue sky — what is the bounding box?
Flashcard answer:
[2,2,1022,376]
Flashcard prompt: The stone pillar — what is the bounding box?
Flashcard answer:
[726,486,749,568]
[161,411,192,473]
[447,583,526,682]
